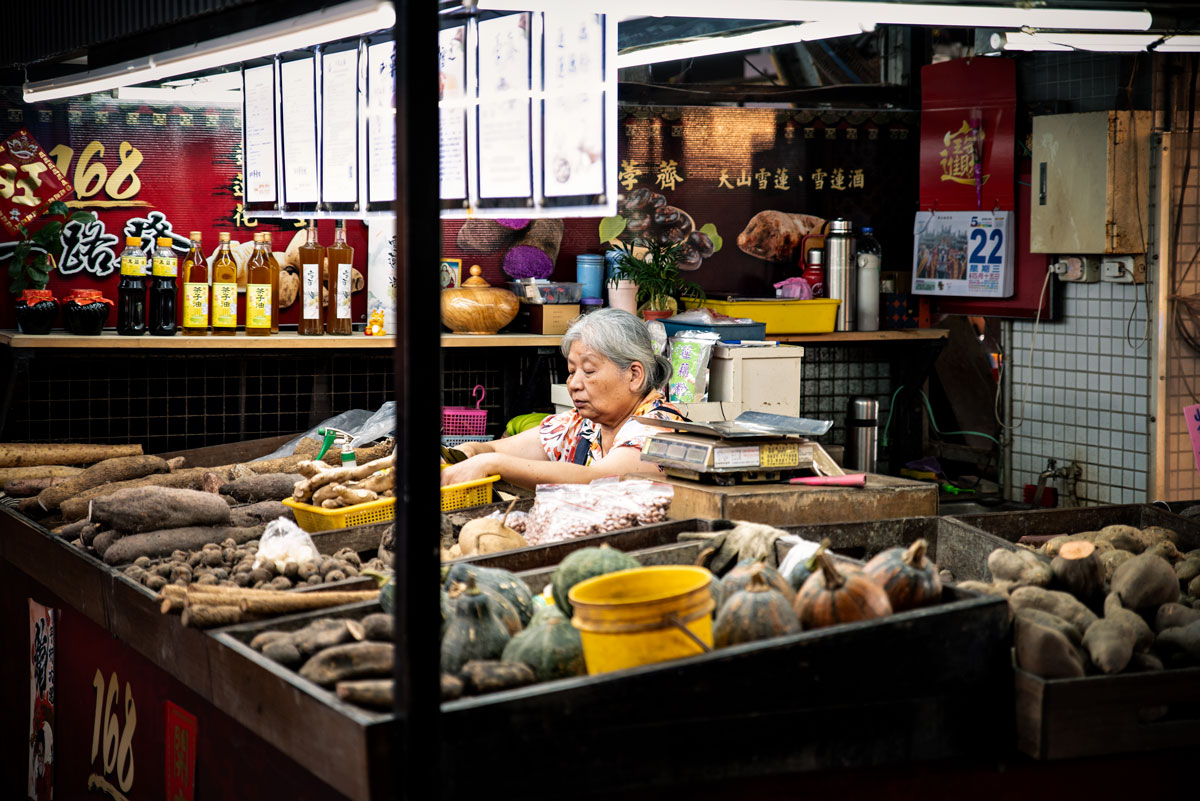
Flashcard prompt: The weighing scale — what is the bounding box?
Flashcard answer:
[637,411,843,486]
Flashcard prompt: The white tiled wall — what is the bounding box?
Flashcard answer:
[1006,281,1154,505]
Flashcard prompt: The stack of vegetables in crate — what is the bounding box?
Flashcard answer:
[966,524,1200,676]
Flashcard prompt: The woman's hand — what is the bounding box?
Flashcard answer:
[440,453,500,486]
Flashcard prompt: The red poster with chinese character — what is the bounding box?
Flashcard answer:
[28,599,56,801]
[164,701,197,801]
[919,58,1016,213]
[1,128,73,236]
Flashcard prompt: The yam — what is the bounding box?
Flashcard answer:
[245,455,312,475]
[1154,602,1200,632]
[1009,586,1098,637]
[1014,614,1086,678]
[1082,618,1135,674]
[501,219,565,279]
[298,642,394,687]
[37,455,170,512]
[219,473,302,504]
[457,660,536,696]
[1177,558,1200,584]
[52,517,93,539]
[957,580,1010,600]
[1138,526,1179,547]
[0,464,84,489]
[362,612,394,641]
[54,466,235,523]
[103,526,265,565]
[89,486,232,533]
[290,618,359,656]
[441,674,464,701]
[1100,549,1135,581]
[1110,552,1179,610]
[1156,620,1200,664]
[1095,525,1145,554]
[1014,607,1083,646]
[736,210,825,263]
[1144,541,1181,563]
[3,476,73,496]
[0,443,142,468]
[455,218,526,254]
[1102,593,1153,652]
[1051,540,1105,605]
[92,530,119,557]
[987,548,1052,587]
[336,679,393,710]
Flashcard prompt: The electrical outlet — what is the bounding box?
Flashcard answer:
[1052,256,1100,282]
[1101,256,1136,283]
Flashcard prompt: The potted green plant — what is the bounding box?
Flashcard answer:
[8,201,97,334]
[605,236,704,321]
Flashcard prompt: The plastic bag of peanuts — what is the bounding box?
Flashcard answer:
[524,479,673,545]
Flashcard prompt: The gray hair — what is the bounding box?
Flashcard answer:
[561,308,671,395]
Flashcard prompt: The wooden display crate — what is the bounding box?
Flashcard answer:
[951,503,1200,549]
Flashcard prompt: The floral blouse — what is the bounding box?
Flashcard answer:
[539,390,683,465]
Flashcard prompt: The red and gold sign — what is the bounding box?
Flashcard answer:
[164,701,197,801]
[0,128,73,236]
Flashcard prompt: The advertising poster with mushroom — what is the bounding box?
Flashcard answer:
[0,88,370,329]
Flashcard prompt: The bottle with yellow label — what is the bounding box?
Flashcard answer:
[117,236,148,336]
[297,221,324,336]
[181,231,208,336]
[326,220,353,335]
[245,232,272,336]
[148,236,178,336]
[211,232,238,336]
[263,230,281,334]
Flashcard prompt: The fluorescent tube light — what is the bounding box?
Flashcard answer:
[476,1,1152,32]
[1155,36,1200,53]
[112,86,242,104]
[998,31,1162,52]
[616,21,873,68]
[24,0,394,102]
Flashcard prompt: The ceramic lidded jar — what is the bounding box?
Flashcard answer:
[441,265,519,335]
[14,289,59,335]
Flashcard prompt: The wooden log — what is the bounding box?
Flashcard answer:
[0,442,142,468]
[0,465,84,489]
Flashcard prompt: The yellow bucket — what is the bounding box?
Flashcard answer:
[568,566,714,675]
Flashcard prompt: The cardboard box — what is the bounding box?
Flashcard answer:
[515,303,579,335]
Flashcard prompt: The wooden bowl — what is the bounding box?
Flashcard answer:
[441,265,519,334]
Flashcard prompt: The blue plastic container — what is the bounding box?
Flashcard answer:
[660,319,767,342]
[576,254,605,299]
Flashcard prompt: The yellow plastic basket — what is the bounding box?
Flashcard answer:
[282,496,396,533]
[440,465,501,511]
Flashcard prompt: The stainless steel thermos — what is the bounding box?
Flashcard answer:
[846,396,879,473]
[824,218,855,331]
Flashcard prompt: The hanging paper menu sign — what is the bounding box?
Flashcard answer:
[321,43,359,206]
[439,26,468,201]
[366,38,396,206]
[477,14,532,201]
[242,64,278,205]
[542,12,605,199]
[280,54,319,206]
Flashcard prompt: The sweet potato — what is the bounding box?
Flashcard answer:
[987,548,1052,587]
[336,679,393,710]
[1144,541,1181,563]
[1178,558,1200,584]
[1014,614,1086,678]
[1102,592,1153,652]
[1042,533,1093,558]
[1014,607,1083,646]
[1009,586,1098,637]
[0,443,142,468]
[298,642,394,687]
[38,455,171,512]
[736,210,825,263]
[1095,525,1145,554]
[89,486,232,533]
[1110,552,1179,610]
[219,473,302,504]
[455,218,526,254]
[1100,549,1135,581]
[1154,602,1200,632]
[457,660,536,695]
[1083,618,1135,673]
[103,525,264,565]
[1138,525,1179,547]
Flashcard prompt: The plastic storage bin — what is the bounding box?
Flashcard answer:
[440,464,501,511]
[508,281,583,304]
[684,298,841,335]
[708,344,805,415]
[660,319,766,342]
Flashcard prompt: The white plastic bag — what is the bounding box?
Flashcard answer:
[253,518,320,572]
[776,535,823,579]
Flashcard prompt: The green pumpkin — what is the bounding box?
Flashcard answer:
[713,565,800,648]
[445,564,535,626]
[783,539,830,593]
[501,609,586,681]
[722,559,792,599]
[441,577,511,674]
[448,572,523,635]
[552,544,640,619]
[440,588,451,639]
[709,573,726,615]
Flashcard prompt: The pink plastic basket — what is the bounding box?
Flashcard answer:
[442,384,487,436]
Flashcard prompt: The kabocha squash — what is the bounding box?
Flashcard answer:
[722,558,792,599]
[863,538,942,612]
[713,564,800,648]
[444,563,535,626]
[709,573,727,615]
[448,576,523,635]
[441,576,512,674]
[794,552,893,630]
[501,607,586,681]
[784,539,829,593]
[552,544,639,618]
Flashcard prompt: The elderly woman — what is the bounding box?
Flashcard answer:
[440,309,682,488]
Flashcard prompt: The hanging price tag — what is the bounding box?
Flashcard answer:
[0,129,73,236]
[911,210,1014,299]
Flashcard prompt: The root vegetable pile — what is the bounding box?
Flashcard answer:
[978,524,1200,677]
[292,453,395,509]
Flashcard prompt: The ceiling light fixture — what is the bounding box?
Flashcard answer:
[475,1,1152,32]
[996,31,1163,52]
[615,21,873,68]
[24,0,394,102]
[112,86,242,105]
